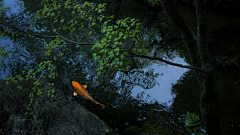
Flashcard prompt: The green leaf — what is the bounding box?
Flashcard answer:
[111,31,116,35]
[109,15,114,18]
[114,48,120,53]
[109,54,114,58]
[120,55,124,60]
[94,57,98,60]
[104,49,108,53]
[116,20,122,25]
[114,25,118,29]
[51,13,55,16]
[131,22,135,26]
[135,45,140,48]
[121,66,127,72]
[52,89,55,93]
[114,58,119,61]
[98,9,102,14]
[118,32,124,37]
[103,21,108,25]
[123,52,129,56]
[119,62,123,66]
[137,49,142,53]
[132,48,136,52]
[121,22,126,27]
[136,34,140,39]
[99,17,103,22]
[88,31,92,35]
[141,44,146,48]
[132,38,137,42]
[59,53,64,57]
[144,49,149,54]
[136,23,141,26]
[184,111,202,134]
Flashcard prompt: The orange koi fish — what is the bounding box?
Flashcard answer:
[72,81,105,108]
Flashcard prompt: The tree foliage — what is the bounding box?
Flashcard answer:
[0,0,171,134]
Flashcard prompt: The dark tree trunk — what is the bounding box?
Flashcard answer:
[195,0,221,134]
[160,0,222,134]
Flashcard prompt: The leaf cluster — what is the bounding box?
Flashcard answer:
[185,111,203,135]
[4,59,58,115]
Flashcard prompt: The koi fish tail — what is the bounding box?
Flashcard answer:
[99,103,105,109]
[89,96,105,108]
[88,96,100,104]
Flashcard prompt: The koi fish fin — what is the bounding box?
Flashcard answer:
[73,91,77,96]
[82,85,87,88]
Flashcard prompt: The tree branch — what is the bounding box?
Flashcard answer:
[119,49,204,73]
[2,18,204,73]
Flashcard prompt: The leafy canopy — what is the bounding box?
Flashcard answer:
[0,0,151,115]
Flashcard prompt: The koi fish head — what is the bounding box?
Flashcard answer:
[72,81,87,96]
[72,81,80,89]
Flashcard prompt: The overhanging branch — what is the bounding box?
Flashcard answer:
[120,49,204,73]
[2,20,204,73]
